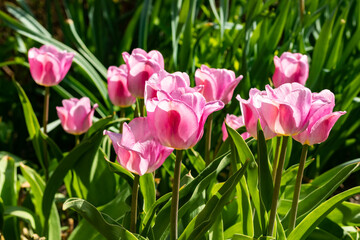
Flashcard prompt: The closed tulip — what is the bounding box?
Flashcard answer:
[293,90,346,145]
[107,64,136,107]
[122,48,164,98]
[272,52,308,87]
[104,117,173,176]
[195,65,243,104]
[56,97,98,135]
[145,72,224,149]
[28,45,74,86]
[221,114,250,141]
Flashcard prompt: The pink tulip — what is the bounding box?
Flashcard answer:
[56,97,98,135]
[195,65,243,104]
[145,72,224,149]
[122,48,164,98]
[272,52,309,87]
[104,117,173,176]
[221,114,250,141]
[28,45,74,86]
[107,64,136,107]
[237,89,277,140]
[293,90,346,145]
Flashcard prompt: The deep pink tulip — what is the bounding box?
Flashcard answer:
[272,52,309,87]
[28,45,74,86]
[104,117,173,176]
[107,64,136,107]
[221,114,250,141]
[145,72,224,149]
[237,89,277,140]
[122,48,164,98]
[293,90,346,145]
[56,97,98,135]
[195,65,243,104]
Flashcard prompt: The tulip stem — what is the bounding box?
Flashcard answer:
[139,98,145,117]
[130,174,140,233]
[268,136,289,237]
[75,135,80,146]
[272,137,282,183]
[299,0,305,24]
[171,149,183,240]
[119,108,126,133]
[43,86,50,181]
[288,144,308,234]
[205,114,213,166]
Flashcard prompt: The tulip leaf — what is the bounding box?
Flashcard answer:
[105,158,134,185]
[42,131,103,222]
[287,186,360,240]
[0,198,3,232]
[178,160,249,240]
[63,198,138,240]
[4,206,42,233]
[20,163,61,240]
[257,121,273,212]
[140,173,156,214]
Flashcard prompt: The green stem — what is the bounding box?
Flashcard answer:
[75,135,80,146]
[268,136,289,236]
[299,0,305,24]
[119,108,126,133]
[272,137,282,183]
[130,174,140,233]
[43,86,50,181]
[288,144,309,234]
[139,98,145,117]
[170,149,183,240]
[205,114,213,166]
[230,139,238,176]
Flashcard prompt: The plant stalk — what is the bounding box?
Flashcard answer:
[130,174,140,233]
[288,144,309,234]
[75,135,80,146]
[139,98,145,117]
[119,108,126,133]
[267,136,289,236]
[43,86,50,181]
[299,0,305,24]
[272,137,282,183]
[205,114,213,166]
[170,149,183,240]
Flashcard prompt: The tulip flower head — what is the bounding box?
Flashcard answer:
[56,97,98,135]
[122,48,164,98]
[145,71,224,149]
[28,45,75,86]
[107,64,136,107]
[104,117,173,176]
[272,52,309,87]
[221,114,251,141]
[195,65,243,104]
[293,90,346,145]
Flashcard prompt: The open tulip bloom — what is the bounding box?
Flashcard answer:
[122,48,164,98]
[28,45,75,87]
[56,97,98,135]
[195,65,243,104]
[145,71,224,150]
[103,117,174,176]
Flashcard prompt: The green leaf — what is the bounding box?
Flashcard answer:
[140,173,156,214]
[288,186,360,240]
[105,158,134,186]
[4,206,42,233]
[327,201,360,226]
[63,198,138,240]
[178,161,249,240]
[20,163,61,240]
[0,198,3,232]
[42,131,103,222]
[257,121,273,211]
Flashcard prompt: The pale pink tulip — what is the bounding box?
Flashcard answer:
[145,72,224,149]
[237,89,277,140]
[272,52,308,87]
[195,65,243,104]
[293,90,346,145]
[104,117,173,176]
[28,45,74,86]
[56,97,98,135]
[122,48,164,98]
[221,114,250,141]
[107,64,136,107]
